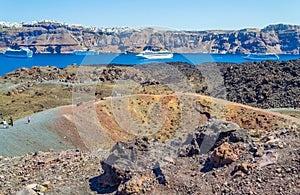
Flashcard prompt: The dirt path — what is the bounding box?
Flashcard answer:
[0,107,76,157]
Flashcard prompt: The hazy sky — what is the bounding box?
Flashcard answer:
[1,0,299,30]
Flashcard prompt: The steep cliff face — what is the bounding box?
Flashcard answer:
[102,24,300,54]
[0,22,299,54]
[0,22,103,53]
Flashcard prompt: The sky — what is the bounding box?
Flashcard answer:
[1,0,300,30]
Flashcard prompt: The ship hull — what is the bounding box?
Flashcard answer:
[139,53,173,59]
[4,48,33,58]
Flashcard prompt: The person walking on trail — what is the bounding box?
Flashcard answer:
[9,117,13,127]
[2,119,7,128]
[27,116,31,124]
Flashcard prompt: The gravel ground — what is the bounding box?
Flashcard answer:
[0,119,298,195]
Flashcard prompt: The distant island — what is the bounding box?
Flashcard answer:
[0,21,299,54]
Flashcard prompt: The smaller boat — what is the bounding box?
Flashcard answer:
[243,53,279,61]
[136,46,173,59]
[71,50,99,55]
[4,47,33,58]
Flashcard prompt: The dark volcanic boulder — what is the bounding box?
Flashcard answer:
[179,119,251,157]
[92,137,181,193]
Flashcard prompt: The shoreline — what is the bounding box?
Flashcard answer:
[0,53,300,77]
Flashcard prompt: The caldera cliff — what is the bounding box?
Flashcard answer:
[0,21,299,54]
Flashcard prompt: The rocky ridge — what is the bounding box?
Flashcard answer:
[0,22,299,54]
[1,59,299,122]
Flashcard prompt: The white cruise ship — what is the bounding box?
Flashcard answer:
[136,46,173,59]
[4,48,33,58]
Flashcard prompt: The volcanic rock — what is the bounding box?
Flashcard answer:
[209,142,241,167]
[179,119,250,157]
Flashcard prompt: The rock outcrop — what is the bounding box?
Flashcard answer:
[86,119,299,195]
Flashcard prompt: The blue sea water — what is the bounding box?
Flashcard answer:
[0,53,300,76]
